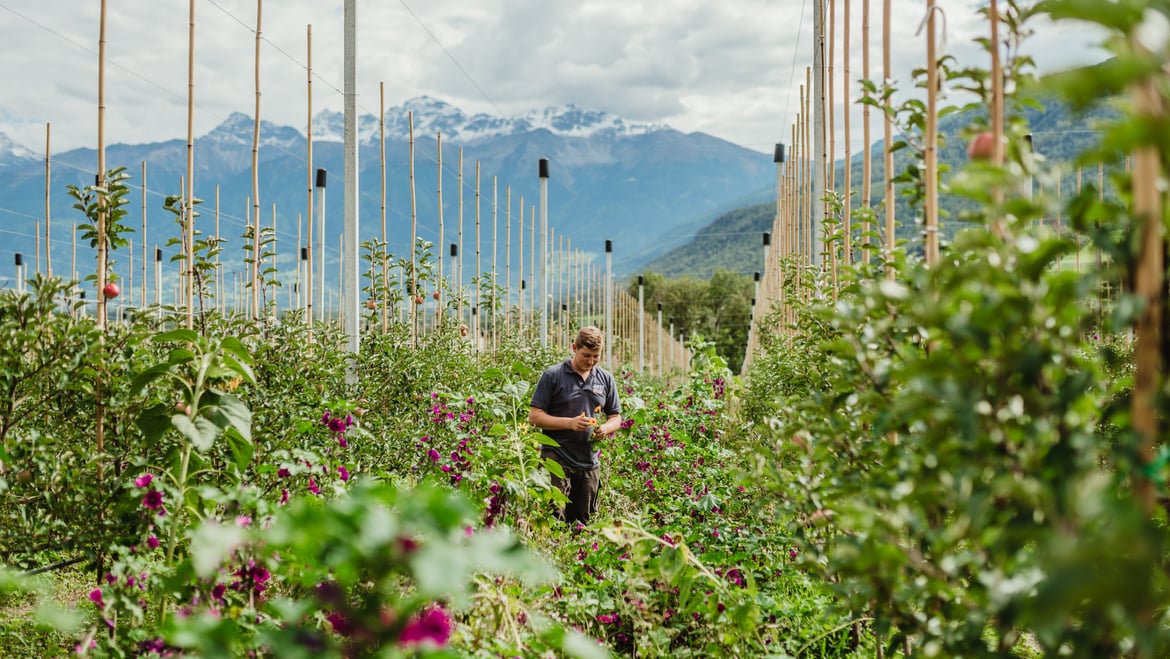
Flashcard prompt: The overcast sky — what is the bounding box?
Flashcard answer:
[0,1,1108,156]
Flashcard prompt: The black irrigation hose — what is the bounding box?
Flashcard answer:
[23,556,87,576]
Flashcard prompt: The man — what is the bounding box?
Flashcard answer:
[528,326,622,525]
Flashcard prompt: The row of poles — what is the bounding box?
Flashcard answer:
[741,0,1165,514]
[2,0,692,375]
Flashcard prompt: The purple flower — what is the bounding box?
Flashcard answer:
[338,435,348,449]
[142,490,164,511]
[308,478,320,496]
[399,606,453,647]
[88,588,105,608]
[596,613,618,624]
[427,449,440,462]
[328,417,347,434]
[278,467,291,478]
[338,466,350,481]
[235,515,252,527]
[280,488,290,505]
[134,474,154,488]
[211,583,226,602]
[321,411,332,425]
[147,535,160,549]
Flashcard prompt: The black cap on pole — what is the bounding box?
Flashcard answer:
[657,303,662,311]
[80,290,86,300]
[605,240,612,253]
[561,303,567,311]
[638,275,644,286]
[753,271,761,282]
[539,158,549,179]
[763,232,771,246]
[1025,133,1034,152]
[14,253,22,267]
[471,307,477,316]
[751,297,757,306]
[450,243,458,257]
[300,247,308,261]
[774,143,786,164]
[156,248,162,262]
[521,279,526,290]
[315,168,327,188]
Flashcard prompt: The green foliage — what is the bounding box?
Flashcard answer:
[631,270,753,373]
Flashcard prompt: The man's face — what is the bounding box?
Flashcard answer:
[571,344,601,371]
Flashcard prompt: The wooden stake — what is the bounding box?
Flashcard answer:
[861,0,872,263]
[250,0,263,320]
[306,24,315,335]
[44,123,52,278]
[924,0,940,266]
[408,112,417,344]
[883,0,895,279]
[843,0,853,266]
[380,82,388,332]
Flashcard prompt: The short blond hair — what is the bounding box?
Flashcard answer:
[574,326,603,351]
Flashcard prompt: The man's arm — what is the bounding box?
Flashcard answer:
[529,406,596,433]
[594,413,622,438]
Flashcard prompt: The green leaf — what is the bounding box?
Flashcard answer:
[488,423,508,437]
[155,329,200,345]
[188,521,246,579]
[543,457,565,479]
[562,630,611,659]
[136,404,174,444]
[130,363,175,395]
[213,393,252,444]
[534,434,561,448]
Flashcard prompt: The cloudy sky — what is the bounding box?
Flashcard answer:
[0,0,1108,155]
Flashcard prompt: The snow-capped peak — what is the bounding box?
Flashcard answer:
[0,132,36,161]
[309,96,667,144]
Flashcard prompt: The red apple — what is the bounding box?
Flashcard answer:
[414,295,424,305]
[459,323,468,337]
[432,291,440,300]
[366,299,377,310]
[103,281,120,299]
[967,131,995,161]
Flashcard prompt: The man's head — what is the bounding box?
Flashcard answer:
[570,326,604,372]
[573,326,604,352]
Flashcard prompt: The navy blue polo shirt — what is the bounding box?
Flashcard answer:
[530,358,621,469]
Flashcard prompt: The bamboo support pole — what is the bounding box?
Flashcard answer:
[44,124,51,278]
[883,0,895,279]
[437,133,445,327]
[249,0,262,320]
[408,112,417,343]
[924,0,940,266]
[380,82,388,332]
[861,0,872,263]
[306,24,314,336]
[842,0,852,266]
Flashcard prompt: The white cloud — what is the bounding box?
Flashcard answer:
[0,0,1109,155]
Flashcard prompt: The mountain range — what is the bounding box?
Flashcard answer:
[0,97,775,294]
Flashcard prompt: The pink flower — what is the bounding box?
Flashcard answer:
[134,474,154,488]
[147,535,160,549]
[338,466,350,481]
[399,606,452,647]
[142,490,164,511]
[308,478,320,496]
[278,467,291,478]
[280,488,290,504]
[235,515,252,527]
[88,588,105,608]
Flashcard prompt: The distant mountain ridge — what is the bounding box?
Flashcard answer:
[0,97,773,294]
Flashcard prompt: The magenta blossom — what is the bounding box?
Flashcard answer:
[134,473,154,488]
[147,535,160,549]
[88,588,105,608]
[308,478,321,495]
[280,488,290,505]
[399,606,453,647]
[142,490,164,512]
[277,467,291,478]
[338,466,350,481]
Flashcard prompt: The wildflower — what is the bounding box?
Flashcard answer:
[321,411,331,425]
[338,466,350,481]
[326,611,356,636]
[280,488,290,504]
[399,606,453,647]
[235,515,252,527]
[88,589,105,608]
[142,490,164,511]
[338,435,348,449]
[328,417,347,434]
[427,449,441,462]
[309,478,320,496]
[134,473,154,488]
[596,613,618,624]
[278,467,291,478]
